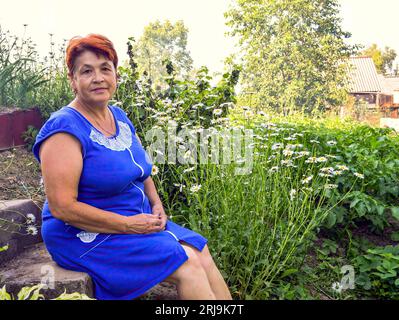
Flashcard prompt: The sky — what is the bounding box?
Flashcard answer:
[1,0,399,73]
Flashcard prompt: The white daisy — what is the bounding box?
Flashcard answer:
[289,189,297,201]
[244,110,254,118]
[173,183,186,192]
[271,143,284,150]
[320,167,335,174]
[26,213,36,224]
[295,151,310,158]
[190,184,202,193]
[269,166,279,173]
[301,175,313,184]
[331,282,343,294]
[305,157,318,163]
[283,149,294,157]
[354,172,364,179]
[336,165,349,171]
[151,165,159,176]
[26,225,38,236]
[324,184,338,189]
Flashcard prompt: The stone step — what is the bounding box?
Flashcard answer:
[0,199,179,300]
[0,242,93,299]
[0,241,178,300]
[0,199,43,265]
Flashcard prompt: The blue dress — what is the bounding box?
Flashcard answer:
[32,105,207,300]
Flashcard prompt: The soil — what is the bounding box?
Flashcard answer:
[0,145,45,210]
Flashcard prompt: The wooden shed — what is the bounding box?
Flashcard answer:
[347,56,382,106]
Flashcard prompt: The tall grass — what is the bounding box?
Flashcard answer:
[0,25,72,114]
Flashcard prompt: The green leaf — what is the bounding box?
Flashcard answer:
[0,285,12,300]
[324,212,336,228]
[391,207,399,220]
[281,268,298,278]
[391,232,399,242]
[17,284,45,300]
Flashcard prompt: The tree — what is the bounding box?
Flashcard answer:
[361,44,397,75]
[225,0,358,115]
[133,20,193,89]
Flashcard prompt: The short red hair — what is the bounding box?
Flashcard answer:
[66,34,118,75]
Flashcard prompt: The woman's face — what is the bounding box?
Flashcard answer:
[69,50,117,106]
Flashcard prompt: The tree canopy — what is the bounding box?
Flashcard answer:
[361,44,397,75]
[132,20,193,89]
[225,0,359,114]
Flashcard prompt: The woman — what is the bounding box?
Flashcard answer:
[32,34,232,300]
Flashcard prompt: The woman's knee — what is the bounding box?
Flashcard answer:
[197,245,217,272]
[165,245,205,285]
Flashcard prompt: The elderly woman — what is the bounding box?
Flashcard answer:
[32,34,232,300]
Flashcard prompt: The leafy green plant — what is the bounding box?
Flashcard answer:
[0,284,94,300]
[21,125,39,151]
[353,245,399,299]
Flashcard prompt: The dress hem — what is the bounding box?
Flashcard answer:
[95,247,189,300]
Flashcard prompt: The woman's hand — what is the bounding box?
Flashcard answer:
[123,213,164,234]
[152,203,168,230]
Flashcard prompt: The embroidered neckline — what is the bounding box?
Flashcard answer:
[65,105,120,139]
[90,121,133,151]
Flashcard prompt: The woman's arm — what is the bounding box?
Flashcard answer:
[40,133,163,234]
[144,176,168,229]
[136,132,168,228]
[143,176,162,207]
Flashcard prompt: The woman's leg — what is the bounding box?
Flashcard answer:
[183,243,232,300]
[164,244,216,300]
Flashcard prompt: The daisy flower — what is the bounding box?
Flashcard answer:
[190,184,202,193]
[295,151,310,158]
[183,167,195,173]
[283,149,294,157]
[271,143,284,150]
[269,166,279,173]
[151,165,159,176]
[305,157,318,163]
[332,282,343,294]
[289,189,297,201]
[26,225,38,236]
[173,183,185,192]
[324,184,338,189]
[354,172,364,179]
[301,175,313,184]
[244,110,254,118]
[26,213,36,224]
[257,111,267,117]
[281,160,296,167]
[320,167,335,174]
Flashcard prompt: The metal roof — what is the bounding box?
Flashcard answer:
[347,57,381,93]
[378,75,399,95]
